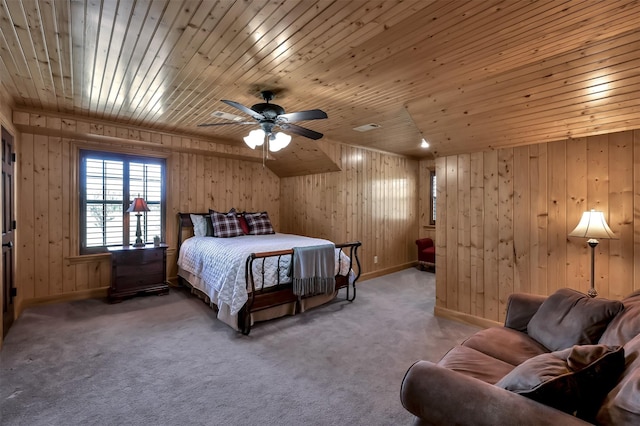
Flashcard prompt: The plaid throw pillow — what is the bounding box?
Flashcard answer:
[210,210,244,238]
[227,208,249,235]
[244,212,275,235]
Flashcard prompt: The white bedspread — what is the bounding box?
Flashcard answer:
[177,233,352,315]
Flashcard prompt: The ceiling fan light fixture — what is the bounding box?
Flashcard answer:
[269,132,291,152]
[243,129,265,149]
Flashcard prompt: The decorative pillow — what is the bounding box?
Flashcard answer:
[190,214,213,237]
[237,215,250,235]
[596,334,640,425]
[527,288,623,351]
[209,210,244,238]
[244,212,275,235]
[496,344,624,419]
[227,208,250,235]
[599,290,640,347]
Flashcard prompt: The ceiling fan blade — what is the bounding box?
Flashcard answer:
[280,123,324,140]
[197,121,255,127]
[278,109,328,122]
[221,100,265,120]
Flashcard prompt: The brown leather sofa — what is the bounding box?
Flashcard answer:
[400,288,640,425]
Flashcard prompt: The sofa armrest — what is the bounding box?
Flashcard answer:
[504,293,547,332]
[415,238,433,251]
[400,361,590,426]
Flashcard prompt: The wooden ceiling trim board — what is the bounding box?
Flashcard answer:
[321,0,545,88]
[407,34,640,121]
[130,0,264,125]
[416,29,640,115]
[383,0,633,100]
[137,0,246,125]
[463,92,640,137]
[172,2,380,123]
[134,0,225,124]
[372,10,612,102]
[96,0,143,117]
[90,0,129,115]
[414,63,640,138]
[428,108,640,156]
[37,0,66,112]
[449,0,633,76]
[413,43,640,131]
[108,0,173,119]
[205,0,328,87]
[464,10,637,93]
[315,0,499,83]
[435,109,637,151]
[306,3,552,115]
[76,0,100,113]
[22,0,60,109]
[118,0,186,120]
[481,116,640,149]
[69,0,86,114]
[272,0,415,82]
[127,0,203,122]
[240,0,377,84]
[440,66,640,132]
[53,0,73,112]
[165,0,344,125]
[0,19,36,106]
[1,0,45,108]
[150,0,309,127]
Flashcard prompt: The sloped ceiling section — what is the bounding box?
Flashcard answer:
[268,138,342,178]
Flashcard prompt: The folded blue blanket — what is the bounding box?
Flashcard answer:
[291,244,336,296]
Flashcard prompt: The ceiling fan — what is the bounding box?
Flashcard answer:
[197,90,328,151]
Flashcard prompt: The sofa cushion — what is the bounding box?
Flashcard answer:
[596,333,640,425]
[438,345,515,384]
[496,344,624,419]
[462,327,549,366]
[599,290,640,347]
[527,288,623,351]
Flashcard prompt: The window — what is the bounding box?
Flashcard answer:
[430,170,436,225]
[79,150,165,254]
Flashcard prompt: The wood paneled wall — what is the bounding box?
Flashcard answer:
[280,144,419,276]
[14,111,279,310]
[436,130,640,323]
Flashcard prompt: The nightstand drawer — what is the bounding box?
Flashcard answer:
[112,248,163,265]
[108,244,169,302]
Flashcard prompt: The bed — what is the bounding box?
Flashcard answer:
[176,212,361,334]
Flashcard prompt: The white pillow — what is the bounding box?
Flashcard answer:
[190,214,208,237]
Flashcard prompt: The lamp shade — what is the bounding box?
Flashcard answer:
[569,209,617,240]
[243,129,265,149]
[126,197,150,213]
[269,132,291,152]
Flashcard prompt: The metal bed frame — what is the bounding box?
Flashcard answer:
[177,212,361,335]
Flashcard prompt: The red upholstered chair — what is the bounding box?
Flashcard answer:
[416,238,435,270]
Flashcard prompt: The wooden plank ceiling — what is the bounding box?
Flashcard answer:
[1,0,640,159]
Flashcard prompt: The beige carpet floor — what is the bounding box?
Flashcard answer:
[0,267,480,426]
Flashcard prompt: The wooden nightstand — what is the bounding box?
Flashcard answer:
[107,244,169,303]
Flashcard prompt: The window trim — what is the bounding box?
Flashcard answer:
[78,148,167,255]
[429,169,436,226]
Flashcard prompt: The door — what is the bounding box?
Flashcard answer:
[2,126,15,338]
